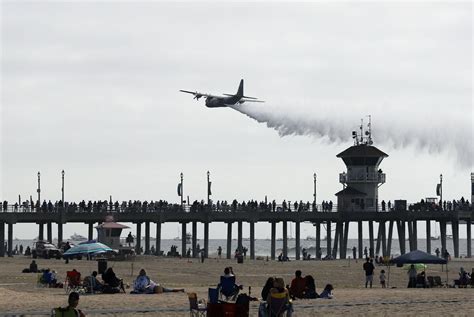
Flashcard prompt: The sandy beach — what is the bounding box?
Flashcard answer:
[0,255,473,316]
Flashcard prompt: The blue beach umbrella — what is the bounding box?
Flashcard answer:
[64,240,112,256]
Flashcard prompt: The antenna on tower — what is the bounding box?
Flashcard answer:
[366,115,373,145]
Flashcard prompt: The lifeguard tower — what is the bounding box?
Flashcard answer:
[96,215,131,252]
[336,117,388,212]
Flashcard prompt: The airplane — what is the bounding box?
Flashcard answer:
[179,79,264,108]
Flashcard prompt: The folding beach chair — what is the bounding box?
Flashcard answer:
[267,292,291,317]
[188,292,207,317]
[64,271,83,294]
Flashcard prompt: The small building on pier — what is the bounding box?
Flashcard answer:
[336,119,388,212]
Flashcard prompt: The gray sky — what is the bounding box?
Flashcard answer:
[1,1,472,239]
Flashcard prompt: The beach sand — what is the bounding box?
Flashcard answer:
[0,255,473,316]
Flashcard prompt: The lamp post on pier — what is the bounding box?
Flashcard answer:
[61,170,65,207]
[313,173,317,211]
[180,172,184,209]
[207,171,211,205]
[439,174,443,209]
[37,172,41,210]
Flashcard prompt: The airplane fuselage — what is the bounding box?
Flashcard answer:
[205,95,240,108]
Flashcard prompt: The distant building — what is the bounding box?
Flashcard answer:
[96,218,129,250]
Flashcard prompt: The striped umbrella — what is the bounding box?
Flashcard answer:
[63,240,112,256]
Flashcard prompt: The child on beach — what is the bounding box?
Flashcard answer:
[380,270,386,288]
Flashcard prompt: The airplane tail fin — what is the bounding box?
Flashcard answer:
[236,79,244,98]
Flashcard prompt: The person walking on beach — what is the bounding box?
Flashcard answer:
[217,246,222,259]
[363,247,368,258]
[435,248,440,257]
[363,258,375,288]
[352,246,357,259]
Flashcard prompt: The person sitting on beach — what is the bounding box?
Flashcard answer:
[218,267,242,300]
[267,277,292,317]
[29,260,38,273]
[261,277,275,301]
[459,267,470,287]
[304,275,318,299]
[319,284,334,299]
[102,267,125,293]
[289,270,306,299]
[84,271,103,293]
[42,268,59,287]
[52,291,86,317]
[133,269,185,294]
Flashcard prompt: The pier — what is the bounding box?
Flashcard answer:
[0,206,472,259]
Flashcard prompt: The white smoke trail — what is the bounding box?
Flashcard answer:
[230,103,473,168]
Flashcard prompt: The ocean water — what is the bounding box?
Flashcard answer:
[8,238,473,258]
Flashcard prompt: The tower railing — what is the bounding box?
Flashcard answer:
[339,172,386,184]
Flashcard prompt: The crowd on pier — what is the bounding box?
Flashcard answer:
[1,196,472,213]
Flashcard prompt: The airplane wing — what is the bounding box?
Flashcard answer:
[179,90,214,100]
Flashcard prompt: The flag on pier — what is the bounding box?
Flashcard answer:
[208,181,212,196]
[177,183,182,196]
[436,184,441,196]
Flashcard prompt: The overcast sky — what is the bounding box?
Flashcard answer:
[1,1,472,239]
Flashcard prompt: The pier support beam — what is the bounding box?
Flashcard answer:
[0,222,5,256]
[144,221,150,255]
[332,222,340,259]
[181,222,187,258]
[343,222,350,259]
[192,221,197,258]
[7,223,13,257]
[467,219,472,258]
[412,221,418,250]
[326,221,332,258]
[358,221,363,259]
[237,221,243,251]
[387,221,394,257]
[381,222,387,257]
[426,220,431,254]
[88,223,93,241]
[47,222,52,243]
[407,221,413,251]
[440,221,447,256]
[295,221,300,260]
[315,222,321,260]
[282,221,288,258]
[452,220,459,258]
[226,222,232,259]
[38,223,44,241]
[250,222,255,260]
[156,222,161,255]
[57,222,63,246]
[204,222,209,258]
[375,222,382,256]
[369,221,374,258]
[271,222,276,260]
[396,221,406,255]
[136,222,142,255]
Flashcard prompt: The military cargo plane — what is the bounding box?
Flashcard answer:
[180,79,264,108]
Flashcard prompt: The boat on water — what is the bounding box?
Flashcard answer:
[430,236,440,240]
[173,232,197,244]
[70,233,87,241]
[446,235,453,239]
